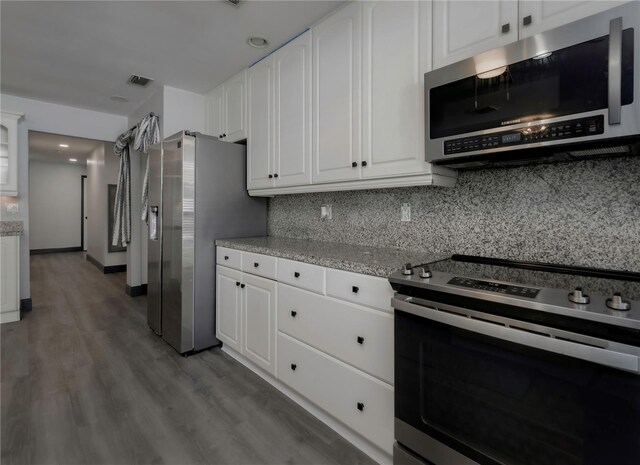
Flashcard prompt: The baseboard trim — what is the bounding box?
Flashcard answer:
[20,298,32,312]
[126,284,147,297]
[86,254,126,274]
[30,246,82,255]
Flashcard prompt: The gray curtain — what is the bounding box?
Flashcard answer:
[134,114,160,223]
[112,129,134,247]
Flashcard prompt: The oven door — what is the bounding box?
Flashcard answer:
[394,300,640,465]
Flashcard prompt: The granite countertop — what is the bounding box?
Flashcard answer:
[0,221,23,236]
[216,236,449,278]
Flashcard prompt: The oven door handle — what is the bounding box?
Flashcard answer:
[608,16,623,125]
[393,297,640,374]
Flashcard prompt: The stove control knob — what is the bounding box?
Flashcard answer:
[568,287,590,305]
[419,267,433,279]
[402,263,414,276]
[606,292,631,311]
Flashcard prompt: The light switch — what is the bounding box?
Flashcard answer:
[5,203,19,214]
[321,205,332,220]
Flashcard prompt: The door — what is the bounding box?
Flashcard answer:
[81,175,87,251]
[206,85,224,139]
[242,273,276,375]
[216,265,243,352]
[224,70,247,142]
[432,1,518,69]
[274,30,312,187]
[519,1,624,39]
[312,1,362,184]
[362,1,431,178]
[247,55,276,190]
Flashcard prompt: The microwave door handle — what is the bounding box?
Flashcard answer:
[608,16,623,125]
[392,297,640,374]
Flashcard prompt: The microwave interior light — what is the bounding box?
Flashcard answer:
[476,66,507,79]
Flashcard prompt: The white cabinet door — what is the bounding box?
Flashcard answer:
[362,0,431,179]
[216,265,242,352]
[0,112,22,197]
[0,236,20,324]
[432,1,518,69]
[224,70,247,142]
[312,1,362,184]
[247,56,276,190]
[243,273,277,375]
[205,85,224,139]
[519,0,624,39]
[274,30,312,188]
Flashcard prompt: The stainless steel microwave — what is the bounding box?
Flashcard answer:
[425,2,640,169]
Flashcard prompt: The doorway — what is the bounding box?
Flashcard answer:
[81,174,87,251]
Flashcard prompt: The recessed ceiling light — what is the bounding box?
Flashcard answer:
[59,144,69,148]
[247,36,268,49]
[110,95,129,103]
[69,158,78,162]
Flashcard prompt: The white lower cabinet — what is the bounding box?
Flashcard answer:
[242,273,277,375]
[0,235,20,324]
[216,248,394,461]
[216,265,242,352]
[277,332,394,450]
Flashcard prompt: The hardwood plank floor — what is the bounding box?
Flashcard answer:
[1,252,375,465]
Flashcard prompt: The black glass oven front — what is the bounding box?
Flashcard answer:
[395,310,640,465]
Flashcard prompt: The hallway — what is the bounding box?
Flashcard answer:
[1,253,373,465]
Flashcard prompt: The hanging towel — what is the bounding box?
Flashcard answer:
[133,113,160,223]
[112,128,134,247]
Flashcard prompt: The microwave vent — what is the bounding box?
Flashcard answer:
[568,146,632,157]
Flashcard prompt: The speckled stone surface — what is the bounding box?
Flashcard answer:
[268,156,640,272]
[216,236,448,278]
[0,221,23,236]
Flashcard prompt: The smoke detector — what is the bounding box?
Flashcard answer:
[127,75,154,87]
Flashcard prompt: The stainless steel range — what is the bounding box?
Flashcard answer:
[389,255,640,465]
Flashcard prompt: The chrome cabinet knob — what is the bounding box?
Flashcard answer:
[402,263,413,275]
[568,287,590,304]
[606,292,631,311]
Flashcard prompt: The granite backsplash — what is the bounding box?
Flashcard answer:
[268,156,640,272]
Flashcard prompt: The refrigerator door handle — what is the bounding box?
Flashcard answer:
[150,206,159,241]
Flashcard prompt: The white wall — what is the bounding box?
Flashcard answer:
[28,160,86,250]
[0,93,128,299]
[86,142,126,268]
[163,86,205,136]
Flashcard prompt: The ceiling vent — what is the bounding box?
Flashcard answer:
[127,75,153,87]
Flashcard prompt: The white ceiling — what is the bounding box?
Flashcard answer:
[29,131,103,165]
[1,0,343,116]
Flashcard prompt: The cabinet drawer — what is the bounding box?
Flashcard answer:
[242,252,277,280]
[278,284,393,384]
[217,247,242,271]
[277,259,325,294]
[277,333,393,450]
[326,269,394,312]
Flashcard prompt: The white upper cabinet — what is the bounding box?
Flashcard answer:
[312,1,362,184]
[519,0,625,38]
[224,70,247,142]
[274,30,312,188]
[0,111,23,197]
[432,1,518,69]
[205,85,224,140]
[362,0,431,178]
[247,55,276,190]
[205,70,247,142]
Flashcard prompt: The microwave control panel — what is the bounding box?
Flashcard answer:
[443,115,604,155]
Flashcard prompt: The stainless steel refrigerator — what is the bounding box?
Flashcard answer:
[147,131,267,354]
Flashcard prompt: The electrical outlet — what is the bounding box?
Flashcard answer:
[321,204,332,220]
[401,203,411,222]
